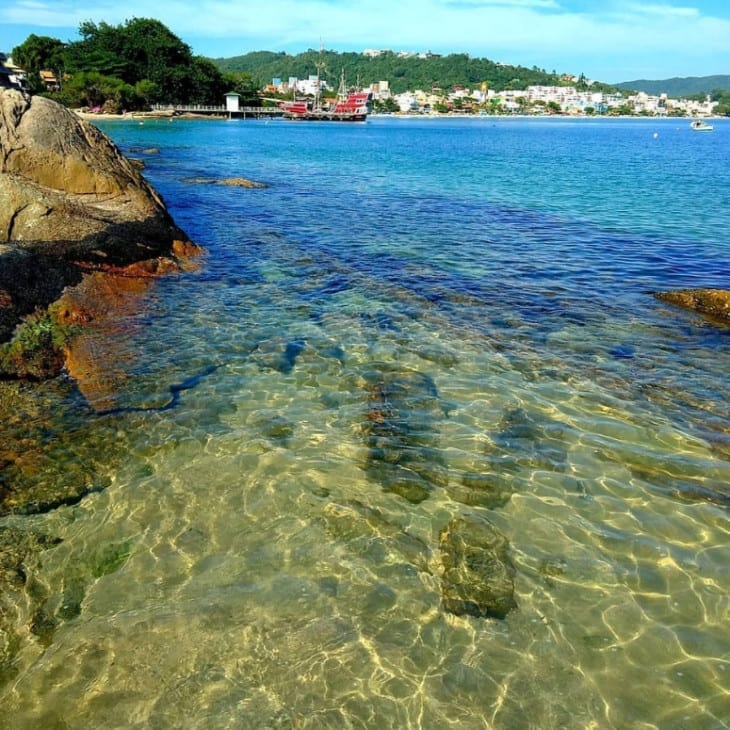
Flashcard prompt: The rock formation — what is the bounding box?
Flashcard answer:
[0,88,200,350]
[654,289,730,325]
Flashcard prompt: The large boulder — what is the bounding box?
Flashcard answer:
[0,88,199,344]
[0,89,186,259]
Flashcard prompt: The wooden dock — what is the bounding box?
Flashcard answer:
[151,104,284,119]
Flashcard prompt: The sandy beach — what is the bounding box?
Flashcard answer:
[73,109,223,121]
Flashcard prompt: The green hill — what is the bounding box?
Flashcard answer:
[616,75,730,97]
[213,49,604,95]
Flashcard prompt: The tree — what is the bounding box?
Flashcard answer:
[609,103,634,116]
[215,50,574,96]
[372,97,397,113]
[64,22,128,78]
[11,34,66,93]
[134,79,159,108]
[224,72,261,107]
[186,56,230,104]
[63,18,228,105]
[711,89,730,115]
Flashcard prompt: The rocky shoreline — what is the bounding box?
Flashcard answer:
[0,87,205,524]
[1,90,729,688]
[0,88,203,379]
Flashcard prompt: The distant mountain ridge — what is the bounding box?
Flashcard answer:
[616,75,730,97]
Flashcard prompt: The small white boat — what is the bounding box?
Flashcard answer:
[690,119,713,132]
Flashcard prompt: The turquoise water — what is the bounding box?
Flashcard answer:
[1,116,729,728]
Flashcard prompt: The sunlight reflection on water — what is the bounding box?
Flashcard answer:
[1,117,729,729]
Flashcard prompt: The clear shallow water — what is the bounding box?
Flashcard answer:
[1,116,729,728]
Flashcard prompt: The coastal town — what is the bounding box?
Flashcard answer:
[0,48,719,118]
[264,48,718,117]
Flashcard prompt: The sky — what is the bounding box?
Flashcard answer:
[1,0,729,83]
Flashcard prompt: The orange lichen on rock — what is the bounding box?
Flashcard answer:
[57,272,153,410]
[172,239,205,257]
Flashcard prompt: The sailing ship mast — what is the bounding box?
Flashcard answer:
[314,40,327,111]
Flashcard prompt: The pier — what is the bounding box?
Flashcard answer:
[150,104,284,119]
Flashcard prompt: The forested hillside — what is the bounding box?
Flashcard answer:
[214,48,614,94]
[616,75,730,97]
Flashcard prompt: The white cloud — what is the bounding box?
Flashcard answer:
[442,0,559,7]
[623,3,700,17]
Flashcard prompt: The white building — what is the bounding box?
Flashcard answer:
[296,75,328,95]
[393,91,420,113]
[0,53,26,91]
[367,80,391,100]
[225,93,240,113]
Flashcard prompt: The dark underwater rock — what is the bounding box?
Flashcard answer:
[439,513,517,620]
[0,525,62,681]
[447,472,514,510]
[323,500,431,571]
[490,407,568,475]
[26,537,133,649]
[360,365,447,504]
[0,526,62,589]
[251,337,307,374]
[654,289,730,325]
[0,378,125,516]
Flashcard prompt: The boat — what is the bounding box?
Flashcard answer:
[279,68,372,122]
[690,119,713,132]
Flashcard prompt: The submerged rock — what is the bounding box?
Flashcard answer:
[323,500,431,571]
[360,365,448,504]
[654,289,730,324]
[447,472,514,510]
[0,379,113,515]
[0,525,62,681]
[439,513,517,619]
[490,407,568,475]
[182,176,267,188]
